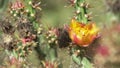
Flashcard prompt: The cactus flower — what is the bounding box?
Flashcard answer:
[68,19,99,47]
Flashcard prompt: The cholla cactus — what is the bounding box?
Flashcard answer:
[66,0,99,68]
[0,0,43,67]
[0,0,100,68]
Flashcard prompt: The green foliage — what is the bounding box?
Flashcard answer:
[81,57,93,68]
[72,54,81,65]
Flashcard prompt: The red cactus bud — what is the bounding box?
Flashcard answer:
[22,38,32,44]
[11,1,24,10]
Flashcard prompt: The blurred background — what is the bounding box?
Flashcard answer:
[0,0,120,68]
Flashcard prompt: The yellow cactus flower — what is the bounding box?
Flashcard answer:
[68,19,99,47]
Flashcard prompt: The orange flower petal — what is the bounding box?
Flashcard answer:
[68,19,99,47]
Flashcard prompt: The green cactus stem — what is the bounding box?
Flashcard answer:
[74,0,88,23]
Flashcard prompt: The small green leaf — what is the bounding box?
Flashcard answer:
[81,57,93,68]
[72,54,81,65]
